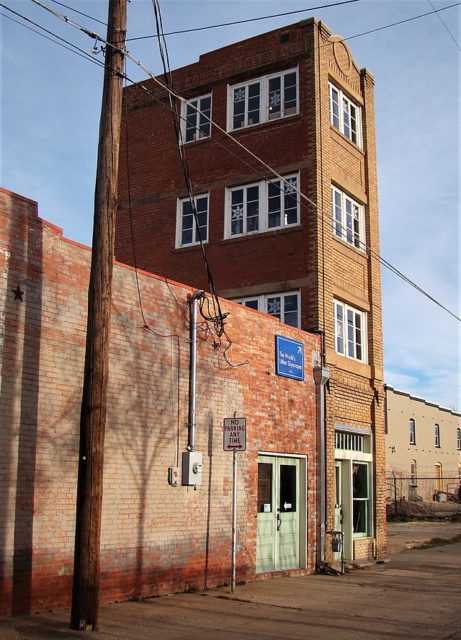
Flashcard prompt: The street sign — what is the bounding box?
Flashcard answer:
[275,335,304,381]
[223,418,246,451]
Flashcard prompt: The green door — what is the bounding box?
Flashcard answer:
[256,456,301,572]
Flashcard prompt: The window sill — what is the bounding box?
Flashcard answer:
[228,112,302,137]
[174,242,209,253]
[329,125,364,155]
[221,224,303,245]
[332,235,367,259]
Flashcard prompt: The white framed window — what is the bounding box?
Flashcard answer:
[409,418,416,445]
[229,68,298,131]
[334,300,367,363]
[329,82,362,147]
[226,174,299,238]
[182,94,211,143]
[435,424,441,448]
[176,194,208,247]
[457,428,461,451]
[331,186,365,250]
[234,291,300,328]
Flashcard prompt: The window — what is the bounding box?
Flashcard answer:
[226,174,299,238]
[409,418,416,445]
[353,463,370,536]
[435,424,441,448]
[331,186,365,250]
[235,291,300,328]
[457,428,461,451]
[329,83,362,146]
[334,300,367,363]
[229,68,298,131]
[410,460,417,485]
[335,431,364,452]
[176,195,208,247]
[182,94,211,143]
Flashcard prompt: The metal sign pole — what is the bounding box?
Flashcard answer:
[231,449,237,593]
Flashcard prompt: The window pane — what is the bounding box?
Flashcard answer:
[283,294,298,327]
[231,189,244,235]
[330,86,340,128]
[336,303,344,354]
[268,181,281,228]
[246,185,260,232]
[243,299,259,310]
[283,72,297,115]
[284,177,298,225]
[258,463,272,513]
[353,500,367,533]
[233,86,246,129]
[248,82,260,125]
[353,464,368,499]
[280,465,296,512]
[185,101,197,142]
[267,296,281,320]
[198,96,211,138]
[268,76,281,120]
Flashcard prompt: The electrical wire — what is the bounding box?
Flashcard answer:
[0,3,106,67]
[127,0,361,41]
[427,0,460,51]
[126,1,461,44]
[13,0,461,323]
[48,0,106,26]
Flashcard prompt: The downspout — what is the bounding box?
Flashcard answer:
[314,359,330,568]
[188,289,205,451]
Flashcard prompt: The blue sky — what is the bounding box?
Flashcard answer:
[1,0,460,410]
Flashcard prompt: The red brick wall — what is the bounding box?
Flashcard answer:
[0,187,320,615]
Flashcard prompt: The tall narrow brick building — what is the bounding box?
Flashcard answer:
[116,18,386,565]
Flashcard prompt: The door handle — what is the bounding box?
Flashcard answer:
[277,513,282,531]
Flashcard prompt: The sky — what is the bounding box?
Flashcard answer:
[1,0,460,411]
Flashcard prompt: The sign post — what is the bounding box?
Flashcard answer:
[223,417,246,593]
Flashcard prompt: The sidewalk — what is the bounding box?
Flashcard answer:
[1,522,461,640]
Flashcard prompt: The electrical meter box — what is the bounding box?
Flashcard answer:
[182,451,203,486]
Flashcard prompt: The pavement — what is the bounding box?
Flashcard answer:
[1,521,461,640]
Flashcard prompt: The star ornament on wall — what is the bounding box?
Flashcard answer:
[12,284,24,301]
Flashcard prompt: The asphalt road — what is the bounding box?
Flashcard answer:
[1,522,460,640]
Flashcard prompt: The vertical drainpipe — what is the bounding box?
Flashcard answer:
[188,290,205,451]
[314,363,330,567]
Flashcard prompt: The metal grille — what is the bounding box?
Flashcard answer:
[335,431,364,452]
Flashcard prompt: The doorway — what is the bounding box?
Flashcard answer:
[256,455,305,573]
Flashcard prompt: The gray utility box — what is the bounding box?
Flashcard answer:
[182,451,203,486]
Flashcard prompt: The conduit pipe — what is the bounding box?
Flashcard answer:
[314,364,330,567]
[188,290,205,451]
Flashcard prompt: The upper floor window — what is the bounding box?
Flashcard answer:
[176,194,208,247]
[409,418,416,445]
[329,82,362,147]
[225,174,299,238]
[332,186,365,250]
[457,428,461,451]
[435,424,441,448]
[234,291,300,328]
[334,300,367,363]
[229,68,298,131]
[182,94,211,143]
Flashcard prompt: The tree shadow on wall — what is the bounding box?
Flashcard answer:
[0,202,43,615]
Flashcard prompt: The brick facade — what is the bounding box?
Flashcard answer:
[115,18,386,563]
[0,187,320,615]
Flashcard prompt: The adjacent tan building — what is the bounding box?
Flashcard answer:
[385,385,461,502]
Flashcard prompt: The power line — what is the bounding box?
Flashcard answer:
[127,0,360,41]
[14,0,461,323]
[426,0,460,51]
[48,0,106,26]
[126,1,460,43]
[0,3,105,67]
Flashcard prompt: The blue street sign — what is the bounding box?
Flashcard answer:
[275,335,304,381]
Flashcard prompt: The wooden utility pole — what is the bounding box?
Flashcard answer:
[70,0,127,630]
